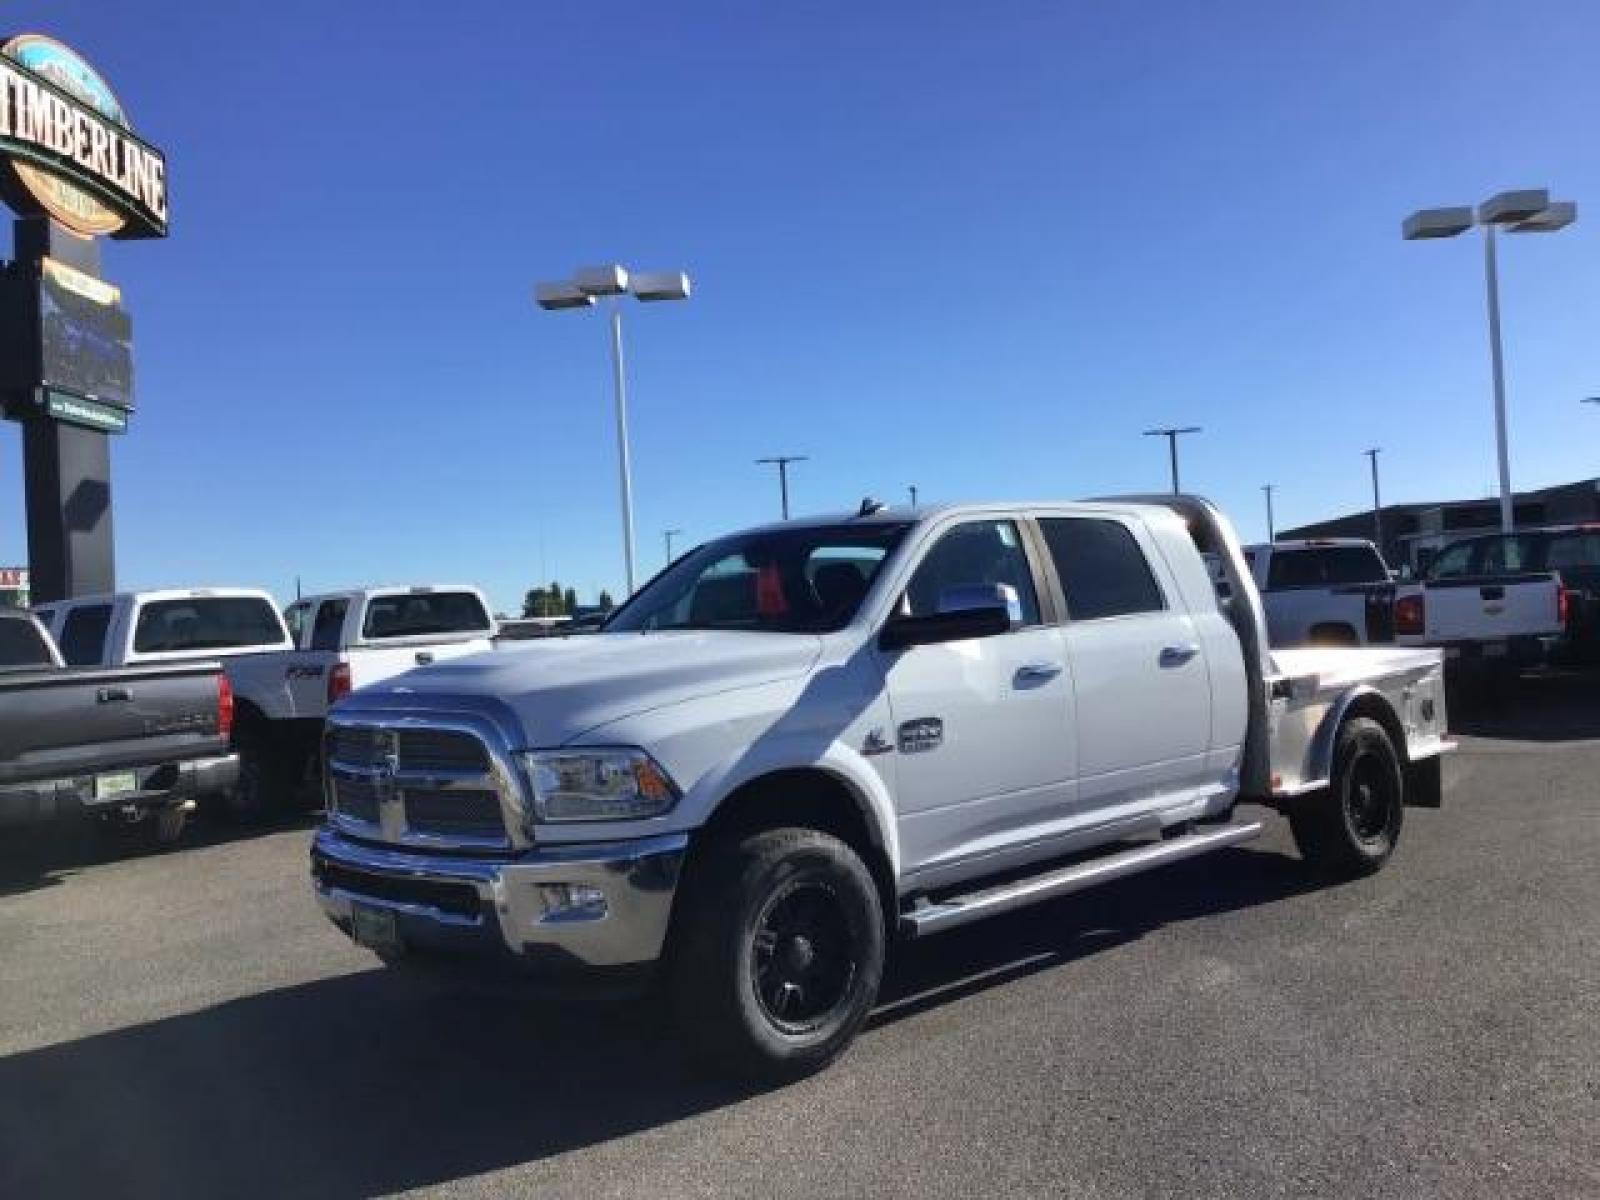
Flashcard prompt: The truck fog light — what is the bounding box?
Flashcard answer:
[538,883,608,921]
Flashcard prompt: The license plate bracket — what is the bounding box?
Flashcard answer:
[351,904,402,956]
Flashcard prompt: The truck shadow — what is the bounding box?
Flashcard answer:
[0,809,319,901]
[0,843,1314,1199]
[1447,666,1600,742]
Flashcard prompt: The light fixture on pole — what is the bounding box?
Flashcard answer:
[663,528,682,565]
[1262,484,1276,542]
[535,264,692,596]
[1363,448,1383,549]
[908,484,919,508]
[1142,426,1201,494]
[756,455,808,519]
[1403,189,1577,532]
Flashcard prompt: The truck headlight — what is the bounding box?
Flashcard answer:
[518,749,680,822]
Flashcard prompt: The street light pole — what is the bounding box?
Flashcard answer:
[1142,426,1201,494]
[1262,484,1276,542]
[663,527,682,564]
[535,265,692,597]
[606,300,637,596]
[1403,189,1576,533]
[908,484,919,508]
[1364,448,1383,549]
[756,455,808,519]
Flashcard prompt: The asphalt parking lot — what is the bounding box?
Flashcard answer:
[2,672,1597,1199]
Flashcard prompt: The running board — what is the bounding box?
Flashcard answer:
[899,820,1264,938]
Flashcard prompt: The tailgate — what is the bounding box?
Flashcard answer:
[1416,574,1563,642]
[0,663,227,785]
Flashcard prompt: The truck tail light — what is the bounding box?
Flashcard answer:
[1558,586,1572,627]
[327,662,352,705]
[217,674,235,740]
[1395,593,1425,636]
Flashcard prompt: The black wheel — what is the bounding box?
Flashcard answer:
[1290,716,1405,878]
[667,827,885,1081]
[221,727,292,822]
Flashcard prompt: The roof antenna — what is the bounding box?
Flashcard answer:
[857,496,886,517]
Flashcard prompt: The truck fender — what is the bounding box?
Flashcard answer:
[1303,685,1407,791]
[685,739,902,882]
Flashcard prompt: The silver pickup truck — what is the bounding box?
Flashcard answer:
[311,496,1452,1078]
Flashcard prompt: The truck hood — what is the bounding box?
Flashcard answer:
[361,631,823,744]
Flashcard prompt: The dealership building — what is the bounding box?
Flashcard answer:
[1279,476,1600,574]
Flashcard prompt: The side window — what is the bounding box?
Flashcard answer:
[903,520,1040,625]
[283,602,310,647]
[59,604,113,666]
[1429,540,1479,580]
[310,599,348,652]
[1039,518,1165,620]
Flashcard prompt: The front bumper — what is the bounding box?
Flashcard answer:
[0,753,240,828]
[310,825,689,969]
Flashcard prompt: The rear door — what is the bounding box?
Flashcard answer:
[1037,515,1214,818]
[878,518,1078,875]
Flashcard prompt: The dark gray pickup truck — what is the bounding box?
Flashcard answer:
[0,609,239,844]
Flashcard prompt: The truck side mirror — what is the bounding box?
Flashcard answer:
[879,583,1016,651]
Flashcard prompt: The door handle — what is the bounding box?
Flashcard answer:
[415,651,435,666]
[1014,661,1063,684]
[97,686,132,703]
[1159,644,1200,668]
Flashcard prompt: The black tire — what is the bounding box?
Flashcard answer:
[223,727,292,823]
[1290,716,1405,878]
[667,827,885,1081]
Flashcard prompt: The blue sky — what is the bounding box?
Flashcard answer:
[2,1,1597,613]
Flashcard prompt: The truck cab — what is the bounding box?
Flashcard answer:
[1242,539,1395,647]
[32,588,291,668]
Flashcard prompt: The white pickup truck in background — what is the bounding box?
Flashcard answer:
[1241,539,1396,647]
[225,586,497,814]
[32,587,293,669]
[1395,532,1568,692]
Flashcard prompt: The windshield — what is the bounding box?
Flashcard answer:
[605,523,911,634]
[133,597,287,654]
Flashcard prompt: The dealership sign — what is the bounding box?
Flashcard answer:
[0,34,166,238]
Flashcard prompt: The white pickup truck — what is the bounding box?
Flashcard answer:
[225,586,497,814]
[1242,539,1396,647]
[311,497,1451,1079]
[1395,532,1567,690]
[35,585,498,815]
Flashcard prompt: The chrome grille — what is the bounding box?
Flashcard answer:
[325,719,515,849]
[404,788,503,838]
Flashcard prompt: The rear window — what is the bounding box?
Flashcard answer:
[1267,546,1387,588]
[133,597,286,654]
[361,591,490,639]
[0,617,54,670]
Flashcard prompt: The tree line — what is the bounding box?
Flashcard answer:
[522,581,615,618]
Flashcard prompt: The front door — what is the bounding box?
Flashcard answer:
[877,518,1078,875]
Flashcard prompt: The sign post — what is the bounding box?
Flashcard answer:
[0,33,166,604]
